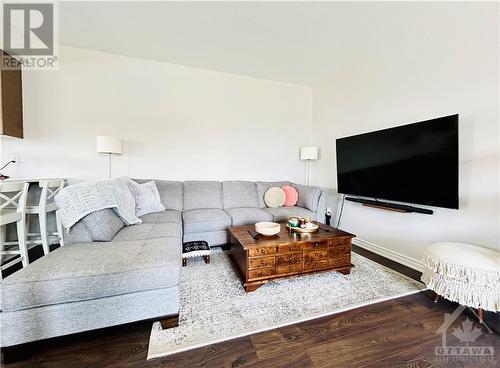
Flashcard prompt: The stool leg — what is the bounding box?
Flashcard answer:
[16,219,29,267]
[39,211,50,255]
[478,308,484,324]
[433,292,440,303]
[26,213,32,237]
[0,225,6,265]
[182,258,187,267]
[55,210,65,247]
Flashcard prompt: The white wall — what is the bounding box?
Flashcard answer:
[0,46,312,182]
[312,3,499,264]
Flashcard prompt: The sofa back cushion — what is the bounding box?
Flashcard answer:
[223,181,258,208]
[256,181,291,208]
[183,181,223,210]
[133,179,183,211]
[292,183,322,212]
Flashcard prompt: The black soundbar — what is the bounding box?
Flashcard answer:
[345,197,434,215]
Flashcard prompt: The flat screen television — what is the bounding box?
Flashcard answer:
[336,114,459,209]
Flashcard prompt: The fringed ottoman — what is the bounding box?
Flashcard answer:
[421,242,500,323]
[182,241,211,267]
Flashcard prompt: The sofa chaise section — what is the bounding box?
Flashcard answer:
[1,179,184,348]
[1,237,180,347]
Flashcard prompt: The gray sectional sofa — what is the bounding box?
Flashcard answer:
[0,180,326,348]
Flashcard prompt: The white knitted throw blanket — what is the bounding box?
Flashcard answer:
[55,179,141,230]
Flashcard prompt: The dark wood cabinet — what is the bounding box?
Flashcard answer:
[1,51,23,138]
[229,223,355,292]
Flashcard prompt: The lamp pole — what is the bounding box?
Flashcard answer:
[305,159,310,186]
[108,153,112,179]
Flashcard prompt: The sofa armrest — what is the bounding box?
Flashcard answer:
[316,191,328,223]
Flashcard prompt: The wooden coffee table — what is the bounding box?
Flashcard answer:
[228,223,356,292]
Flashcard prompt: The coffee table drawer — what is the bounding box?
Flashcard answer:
[248,247,278,257]
[304,249,328,262]
[248,267,276,280]
[304,260,328,271]
[329,245,351,258]
[249,256,276,269]
[330,237,351,246]
[278,244,303,253]
[328,255,351,268]
[277,263,303,275]
[303,241,328,251]
[277,253,303,265]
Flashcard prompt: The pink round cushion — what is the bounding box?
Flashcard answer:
[281,185,298,207]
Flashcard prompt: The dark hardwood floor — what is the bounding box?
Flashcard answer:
[2,244,498,367]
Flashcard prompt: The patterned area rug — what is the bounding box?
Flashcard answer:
[148,249,424,359]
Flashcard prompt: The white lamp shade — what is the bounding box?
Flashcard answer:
[300,146,319,160]
[96,136,122,154]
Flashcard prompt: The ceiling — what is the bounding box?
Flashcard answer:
[59,1,495,87]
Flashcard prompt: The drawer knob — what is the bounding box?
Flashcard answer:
[314,253,319,257]
[315,243,319,247]
[289,256,293,261]
[261,250,265,254]
[261,260,265,265]
[314,263,318,267]
[289,266,293,271]
[260,271,265,276]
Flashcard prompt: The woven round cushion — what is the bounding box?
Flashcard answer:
[422,242,500,311]
[264,187,286,208]
[281,185,298,207]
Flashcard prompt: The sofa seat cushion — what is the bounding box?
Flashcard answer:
[225,207,273,227]
[263,206,316,222]
[183,208,231,233]
[139,210,182,224]
[1,238,181,312]
[112,222,181,241]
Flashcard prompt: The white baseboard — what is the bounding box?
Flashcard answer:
[353,238,425,273]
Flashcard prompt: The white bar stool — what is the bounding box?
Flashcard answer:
[26,180,65,254]
[0,181,30,279]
